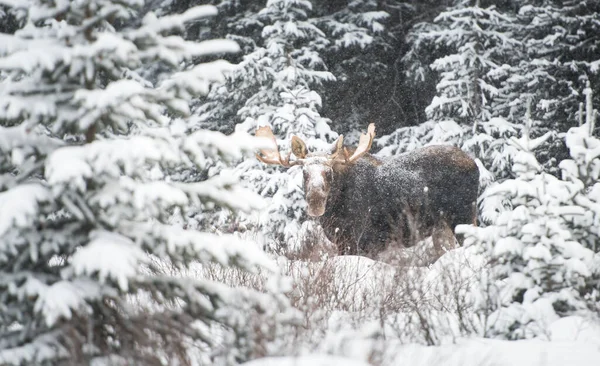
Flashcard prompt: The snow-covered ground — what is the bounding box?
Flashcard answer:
[318,315,600,366]
[244,337,600,366]
[243,244,600,366]
[387,338,600,366]
[243,354,371,366]
[174,239,600,365]
[242,317,600,366]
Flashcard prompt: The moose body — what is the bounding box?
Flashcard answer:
[256,124,479,261]
[319,145,479,256]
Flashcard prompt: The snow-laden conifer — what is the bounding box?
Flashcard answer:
[0,1,290,364]
[190,0,336,250]
[457,94,600,339]
[497,1,600,129]
[404,0,520,127]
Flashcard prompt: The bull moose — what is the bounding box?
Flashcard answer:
[256,124,479,262]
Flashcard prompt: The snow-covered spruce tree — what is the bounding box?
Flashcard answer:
[488,1,600,175]
[558,87,600,309]
[0,2,291,364]
[457,99,600,340]
[193,0,335,134]
[498,0,600,130]
[404,0,520,127]
[191,0,336,250]
[190,0,389,159]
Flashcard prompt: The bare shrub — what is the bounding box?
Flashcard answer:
[275,222,338,262]
[305,243,497,365]
[134,225,496,364]
[382,248,487,345]
[245,224,492,358]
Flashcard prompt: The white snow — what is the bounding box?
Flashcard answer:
[160,60,236,100]
[45,135,181,190]
[261,247,600,366]
[549,316,600,344]
[0,183,51,237]
[242,354,370,366]
[33,279,103,327]
[124,222,277,273]
[68,231,147,292]
[384,338,600,366]
[140,5,218,32]
[75,79,144,111]
[35,282,84,327]
[0,334,69,365]
[0,124,62,154]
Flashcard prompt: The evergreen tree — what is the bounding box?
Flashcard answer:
[484,1,600,176]
[458,94,600,339]
[190,0,336,249]
[498,0,600,131]
[404,0,520,127]
[0,1,289,364]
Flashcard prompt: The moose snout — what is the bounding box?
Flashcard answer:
[306,190,328,217]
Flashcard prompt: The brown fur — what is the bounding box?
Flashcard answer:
[318,144,479,262]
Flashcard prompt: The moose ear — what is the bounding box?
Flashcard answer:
[328,135,344,157]
[291,136,308,159]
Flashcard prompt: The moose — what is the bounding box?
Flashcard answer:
[256,124,479,263]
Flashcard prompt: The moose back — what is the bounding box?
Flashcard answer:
[256,124,479,260]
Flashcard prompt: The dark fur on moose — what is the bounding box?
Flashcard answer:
[256,124,479,262]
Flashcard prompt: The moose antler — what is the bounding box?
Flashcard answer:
[255,126,301,167]
[347,123,375,163]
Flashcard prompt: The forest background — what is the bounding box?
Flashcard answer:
[0,0,599,365]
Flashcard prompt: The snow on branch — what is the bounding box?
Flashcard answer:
[140,5,218,34]
[33,279,105,327]
[134,37,239,67]
[0,124,63,156]
[130,6,240,67]
[0,332,69,365]
[74,79,162,130]
[159,60,237,110]
[90,178,189,221]
[0,183,51,237]
[177,172,265,213]
[122,222,276,273]
[45,136,181,191]
[183,129,271,166]
[66,231,147,292]
[0,33,34,56]
[0,32,138,73]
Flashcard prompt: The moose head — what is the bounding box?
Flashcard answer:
[255,124,376,217]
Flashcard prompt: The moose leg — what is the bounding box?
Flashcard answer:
[453,200,478,247]
[432,218,458,259]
